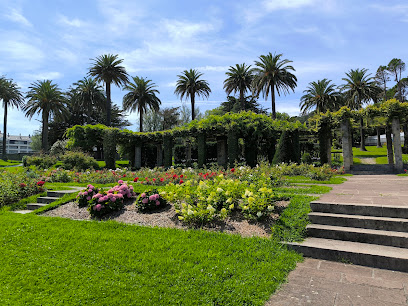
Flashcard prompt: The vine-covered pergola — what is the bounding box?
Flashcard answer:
[65,100,408,173]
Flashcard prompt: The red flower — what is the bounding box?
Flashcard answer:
[19,183,26,188]
[37,181,45,187]
[173,174,178,179]
[179,180,184,184]
[180,175,184,178]
[153,178,156,182]
[160,178,164,182]
[230,168,235,172]
[134,177,139,182]
[123,174,126,177]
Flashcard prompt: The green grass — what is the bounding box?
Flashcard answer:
[284,175,347,184]
[272,195,317,242]
[0,159,21,167]
[97,160,129,168]
[0,212,301,305]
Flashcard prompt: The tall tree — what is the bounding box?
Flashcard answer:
[89,54,128,126]
[300,79,340,114]
[123,76,161,132]
[223,63,254,111]
[341,68,381,151]
[375,65,390,102]
[388,58,406,102]
[24,80,67,151]
[0,77,25,160]
[252,52,297,119]
[174,69,211,121]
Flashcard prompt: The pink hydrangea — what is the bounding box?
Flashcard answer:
[86,196,91,201]
[140,193,146,198]
[155,200,160,206]
[111,197,116,202]
[149,195,155,201]
[83,191,88,196]
[142,198,149,204]
[95,204,102,211]
[118,180,124,184]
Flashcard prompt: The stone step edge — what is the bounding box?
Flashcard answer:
[285,238,408,272]
[307,224,408,248]
[309,212,408,223]
[310,201,408,210]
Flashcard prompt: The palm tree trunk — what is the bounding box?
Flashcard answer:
[139,109,143,132]
[106,82,111,126]
[191,91,195,121]
[360,117,366,151]
[240,89,245,111]
[2,104,7,160]
[376,127,382,148]
[271,83,276,119]
[42,111,49,152]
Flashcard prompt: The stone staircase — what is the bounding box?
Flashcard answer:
[14,189,79,214]
[287,201,408,272]
[349,164,398,175]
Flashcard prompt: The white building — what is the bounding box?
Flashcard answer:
[366,132,404,146]
[0,133,35,154]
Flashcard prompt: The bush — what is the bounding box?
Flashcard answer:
[88,181,135,217]
[24,154,57,169]
[50,140,68,156]
[60,151,99,171]
[301,152,312,164]
[76,184,99,208]
[305,164,334,181]
[48,169,72,183]
[135,189,167,212]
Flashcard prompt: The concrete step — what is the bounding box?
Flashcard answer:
[13,210,32,214]
[26,203,48,210]
[307,224,408,248]
[37,196,59,204]
[309,212,408,232]
[47,189,78,198]
[310,201,408,219]
[286,238,408,272]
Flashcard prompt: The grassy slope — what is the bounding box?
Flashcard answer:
[0,212,301,305]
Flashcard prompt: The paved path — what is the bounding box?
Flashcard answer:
[267,175,408,305]
[318,175,408,206]
[267,258,408,305]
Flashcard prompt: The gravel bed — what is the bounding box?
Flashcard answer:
[41,200,290,238]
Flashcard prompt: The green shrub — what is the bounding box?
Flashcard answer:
[60,151,99,171]
[24,154,57,169]
[49,139,68,156]
[301,152,312,164]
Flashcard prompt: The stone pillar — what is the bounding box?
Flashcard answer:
[185,141,192,167]
[227,130,239,167]
[386,125,394,165]
[156,144,163,167]
[197,132,206,168]
[326,137,332,166]
[392,117,403,172]
[134,146,142,169]
[217,137,227,167]
[341,119,352,171]
[163,135,173,168]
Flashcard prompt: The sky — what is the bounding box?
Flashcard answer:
[0,0,407,135]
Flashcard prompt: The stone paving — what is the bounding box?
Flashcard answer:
[267,175,408,305]
[318,175,408,206]
[267,258,408,305]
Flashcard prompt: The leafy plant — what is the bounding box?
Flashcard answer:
[135,189,166,212]
[60,151,99,171]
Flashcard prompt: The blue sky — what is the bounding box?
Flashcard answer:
[0,0,407,135]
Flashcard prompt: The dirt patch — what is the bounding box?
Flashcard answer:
[41,200,290,238]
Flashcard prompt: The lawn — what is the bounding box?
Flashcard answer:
[333,146,408,165]
[0,159,21,167]
[0,212,301,305]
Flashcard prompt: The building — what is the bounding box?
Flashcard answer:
[366,132,404,146]
[0,132,35,154]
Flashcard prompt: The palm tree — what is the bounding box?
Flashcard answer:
[252,52,297,119]
[0,77,24,160]
[123,76,161,132]
[24,80,67,151]
[223,63,254,111]
[71,77,106,112]
[88,54,128,126]
[341,68,381,151]
[174,69,211,121]
[300,79,340,114]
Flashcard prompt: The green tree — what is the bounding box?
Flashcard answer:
[0,77,24,160]
[341,68,381,151]
[30,131,42,152]
[123,76,161,132]
[70,77,106,115]
[174,69,211,121]
[89,54,128,126]
[375,65,390,102]
[252,52,297,119]
[388,58,406,102]
[24,80,67,152]
[300,79,340,114]
[223,63,254,111]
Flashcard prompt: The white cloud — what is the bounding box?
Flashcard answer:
[21,72,63,81]
[263,0,317,11]
[58,15,84,27]
[4,8,32,27]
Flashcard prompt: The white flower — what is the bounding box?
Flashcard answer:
[257,211,263,217]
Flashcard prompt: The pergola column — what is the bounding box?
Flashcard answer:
[156,144,163,167]
[392,117,403,172]
[197,132,206,167]
[134,146,142,169]
[341,119,353,171]
[217,137,228,167]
